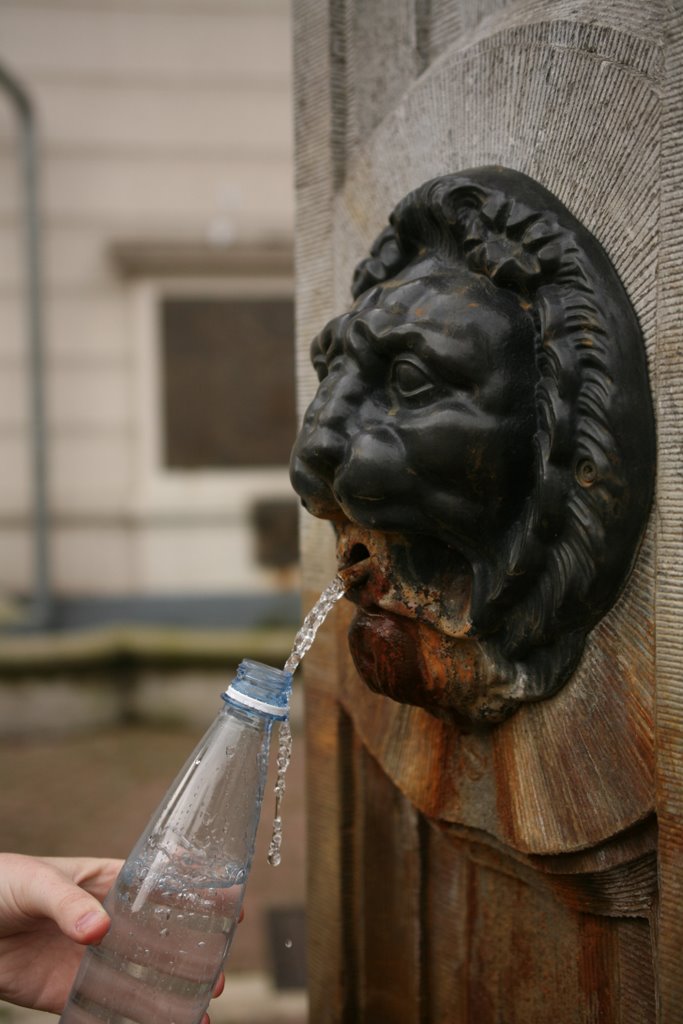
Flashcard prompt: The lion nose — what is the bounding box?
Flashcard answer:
[290,426,347,518]
[290,378,362,518]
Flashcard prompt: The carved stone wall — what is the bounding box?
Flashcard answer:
[293,2,683,1020]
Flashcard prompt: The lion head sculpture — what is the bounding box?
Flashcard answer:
[290,167,656,725]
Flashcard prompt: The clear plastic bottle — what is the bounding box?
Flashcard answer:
[59,659,292,1024]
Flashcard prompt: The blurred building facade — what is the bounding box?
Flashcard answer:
[0,0,297,630]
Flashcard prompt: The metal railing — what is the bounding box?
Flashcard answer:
[0,61,51,629]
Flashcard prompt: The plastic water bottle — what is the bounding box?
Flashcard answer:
[59,659,292,1024]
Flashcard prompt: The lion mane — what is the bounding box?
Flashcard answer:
[350,168,655,711]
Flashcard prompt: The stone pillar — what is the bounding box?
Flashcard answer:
[292,3,682,1019]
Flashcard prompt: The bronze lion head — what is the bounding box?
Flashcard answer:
[290,167,655,725]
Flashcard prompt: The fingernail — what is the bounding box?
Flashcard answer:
[75,909,107,933]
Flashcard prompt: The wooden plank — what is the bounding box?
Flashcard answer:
[466,855,582,1023]
[421,824,470,1023]
[305,690,357,1024]
[577,915,619,1024]
[350,740,423,1022]
[617,919,656,1024]
[431,825,655,1023]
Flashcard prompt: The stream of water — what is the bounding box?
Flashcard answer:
[266,567,367,867]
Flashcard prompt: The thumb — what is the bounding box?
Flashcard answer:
[5,854,111,944]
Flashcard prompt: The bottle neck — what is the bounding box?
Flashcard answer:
[221,659,292,721]
[223,684,288,719]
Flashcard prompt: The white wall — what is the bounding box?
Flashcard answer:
[0,0,295,599]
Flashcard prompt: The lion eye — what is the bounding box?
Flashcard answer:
[392,358,435,398]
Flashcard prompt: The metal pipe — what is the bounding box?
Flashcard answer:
[0,62,51,629]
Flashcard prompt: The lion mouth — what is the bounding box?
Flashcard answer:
[335,522,473,639]
[335,527,391,611]
[337,540,374,596]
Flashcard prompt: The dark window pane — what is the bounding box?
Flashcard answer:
[251,498,299,568]
[161,297,296,468]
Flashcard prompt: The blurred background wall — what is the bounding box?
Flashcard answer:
[0,5,307,1018]
[0,0,298,633]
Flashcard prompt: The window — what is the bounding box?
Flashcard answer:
[161,296,296,469]
[121,246,300,592]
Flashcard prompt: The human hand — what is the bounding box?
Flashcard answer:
[0,853,229,1017]
[0,853,122,1013]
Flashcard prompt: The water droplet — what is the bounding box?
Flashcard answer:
[284,938,293,949]
[160,927,170,937]
[198,940,206,947]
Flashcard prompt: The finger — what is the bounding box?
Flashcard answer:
[3,854,111,944]
[212,972,225,998]
[41,856,123,901]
